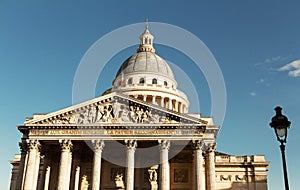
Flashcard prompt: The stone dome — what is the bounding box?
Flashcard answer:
[115,51,175,80]
[111,23,189,113]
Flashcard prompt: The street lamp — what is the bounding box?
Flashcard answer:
[269,106,291,190]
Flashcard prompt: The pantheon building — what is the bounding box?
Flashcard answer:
[9,25,269,190]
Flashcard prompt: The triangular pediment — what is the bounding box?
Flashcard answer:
[24,92,207,126]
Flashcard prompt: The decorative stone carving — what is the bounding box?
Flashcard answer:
[59,139,73,151]
[192,140,203,150]
[39,99,183,125]
[148,165,158,182]
[220,175,232,181]
[236,175,247,181]
[112,100,122,119]
[26,139,41,150]
[158,140,170,150]
[80,175,89,190]
[51,115,75,124]
[125,140,137,150]
[206,143,216,153]
[75,105,114,124]
[92,140,105,152]
[115,173,125,189]
[19,141,28,154]
[148,165,158,190]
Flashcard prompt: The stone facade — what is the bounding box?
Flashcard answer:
[9,24,269,190]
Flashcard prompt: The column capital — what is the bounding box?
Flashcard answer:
[158,140,170,151]
[192,140,203,150]
[206,143,216,153]
[26,139,41,150]
[59,139,73,151]
[125,139,137,150]
[19,141,28,154]
[92,139,105,152]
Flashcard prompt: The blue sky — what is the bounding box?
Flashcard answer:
[1,1,300,189]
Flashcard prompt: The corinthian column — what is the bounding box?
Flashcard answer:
[23,139,40,190]
[57,139,73,190]
[193,140,205,190]
[158,140,170,190]
[15,141,28,190]
[125,140,137,190]
[206,143,216,190]
[32,147,41,189]
[91,140,105,190]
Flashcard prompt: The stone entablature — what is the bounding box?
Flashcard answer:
[25,126,205,140]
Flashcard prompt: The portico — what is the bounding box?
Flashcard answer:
[16,135,217,190]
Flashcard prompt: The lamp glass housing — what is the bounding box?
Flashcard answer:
[276,127,287,138]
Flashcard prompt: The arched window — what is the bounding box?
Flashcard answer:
[128,78,133,85]
[149,39,152,44]
[152,78,157,84]
[164,81,168,86]
[139,78,145,84]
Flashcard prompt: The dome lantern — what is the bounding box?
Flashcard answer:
[137,20,155,53]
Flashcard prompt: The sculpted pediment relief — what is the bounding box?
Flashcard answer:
[25,93,206,126]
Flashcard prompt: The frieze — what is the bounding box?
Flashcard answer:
[29,128,204,136]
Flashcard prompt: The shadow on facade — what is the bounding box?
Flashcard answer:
[218,179,268,190]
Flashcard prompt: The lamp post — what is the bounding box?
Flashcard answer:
[269,106,291,190]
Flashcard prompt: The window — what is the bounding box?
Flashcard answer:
[152,78,157,84]
[139,78,145,84]
[164,81,168,86]
[149,39,152,44]
[128,78,133,85]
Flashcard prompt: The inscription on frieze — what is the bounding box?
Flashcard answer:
[29,128,203,136]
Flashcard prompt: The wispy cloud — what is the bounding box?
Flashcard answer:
[264,56,281,63]
[250,92,256,96]
[278,59,300,77]
[256,78,265,84]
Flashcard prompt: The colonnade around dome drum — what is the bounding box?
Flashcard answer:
[112,82,189,113]
[128,94,188,114]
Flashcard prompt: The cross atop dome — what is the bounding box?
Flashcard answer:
[145,18,149,29]
[137,20,155,53]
